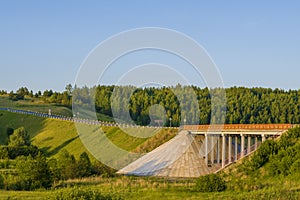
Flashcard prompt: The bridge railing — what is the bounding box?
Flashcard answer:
[222,134,280,168]
[222,142,262,167]
[0,107,176,129]
[184,124,292,131]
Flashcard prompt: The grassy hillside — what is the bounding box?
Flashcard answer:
[0,110,176,160]
[0,111,44,144]
[0,96,72,117]
[220,127,300,198]
[0,96,114,122]
[0,109,91,159]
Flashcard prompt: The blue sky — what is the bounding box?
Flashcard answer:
[0,1,299,92]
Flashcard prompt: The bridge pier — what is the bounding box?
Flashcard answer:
[234,136,238,161]
[228,135,232,164]
[262,134,266,142]
[205,133,208,165]
[217,135,221,164]
[241,134,245,157]
[248,135,251,154]
[255,136,258,150]
[222,134,226,168]
[211,136,214,164]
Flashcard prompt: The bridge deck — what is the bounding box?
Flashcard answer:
[184,124,292,131]
[184,124,292,135]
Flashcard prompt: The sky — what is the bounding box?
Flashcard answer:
[0,0,300,92]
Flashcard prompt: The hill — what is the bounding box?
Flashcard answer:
[0,96,72,117]
[0,110,176,160]
[220,126,300,197]
[0,96,114,122]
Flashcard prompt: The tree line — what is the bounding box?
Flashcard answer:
[3,85,300,126]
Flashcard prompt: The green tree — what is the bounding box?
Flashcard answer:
[57,149,78,180]
[8,127,30,147]
[76,152,92,177]
[29,90,34,97]
[65,84,73,96]
[247,139,278,171]
[16,153,52,190]
[48,158,61,182]
[8,91,24,101]
[17,87,29,96]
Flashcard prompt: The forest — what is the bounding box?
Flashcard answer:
[4,85,300,126]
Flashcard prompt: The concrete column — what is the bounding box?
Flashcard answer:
[247,136,251,155]
[241,134,245,157]
[255,136,258,150]
[262,134,266,142]
[234,136,238,161]
[222,134,226,168]
[211,136,214,164]
[228,135,232,163]
[217,135,221,164]
[205,134,208,165]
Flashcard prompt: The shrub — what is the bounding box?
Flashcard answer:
[0,148,8,159]
[76,152,92,177]
[92,161,116,178]
[195,173,226,192]
[15,153,53,190]
[0,145,41,159]
[278,127,300,149]
[290,159,300,174]
[261,128,300,176]
[9,127,30,147]
[247,139,278,171]
[267,142,300,176]
[57,150,78,180]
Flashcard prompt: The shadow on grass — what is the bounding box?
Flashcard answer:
[45,136,79,156]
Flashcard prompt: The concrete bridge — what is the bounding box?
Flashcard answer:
[118,124,293,178]
[183,124,292,169]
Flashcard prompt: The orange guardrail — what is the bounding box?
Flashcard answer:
[183,124,292,131]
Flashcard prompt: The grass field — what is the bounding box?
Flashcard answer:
[0,175,299,200]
